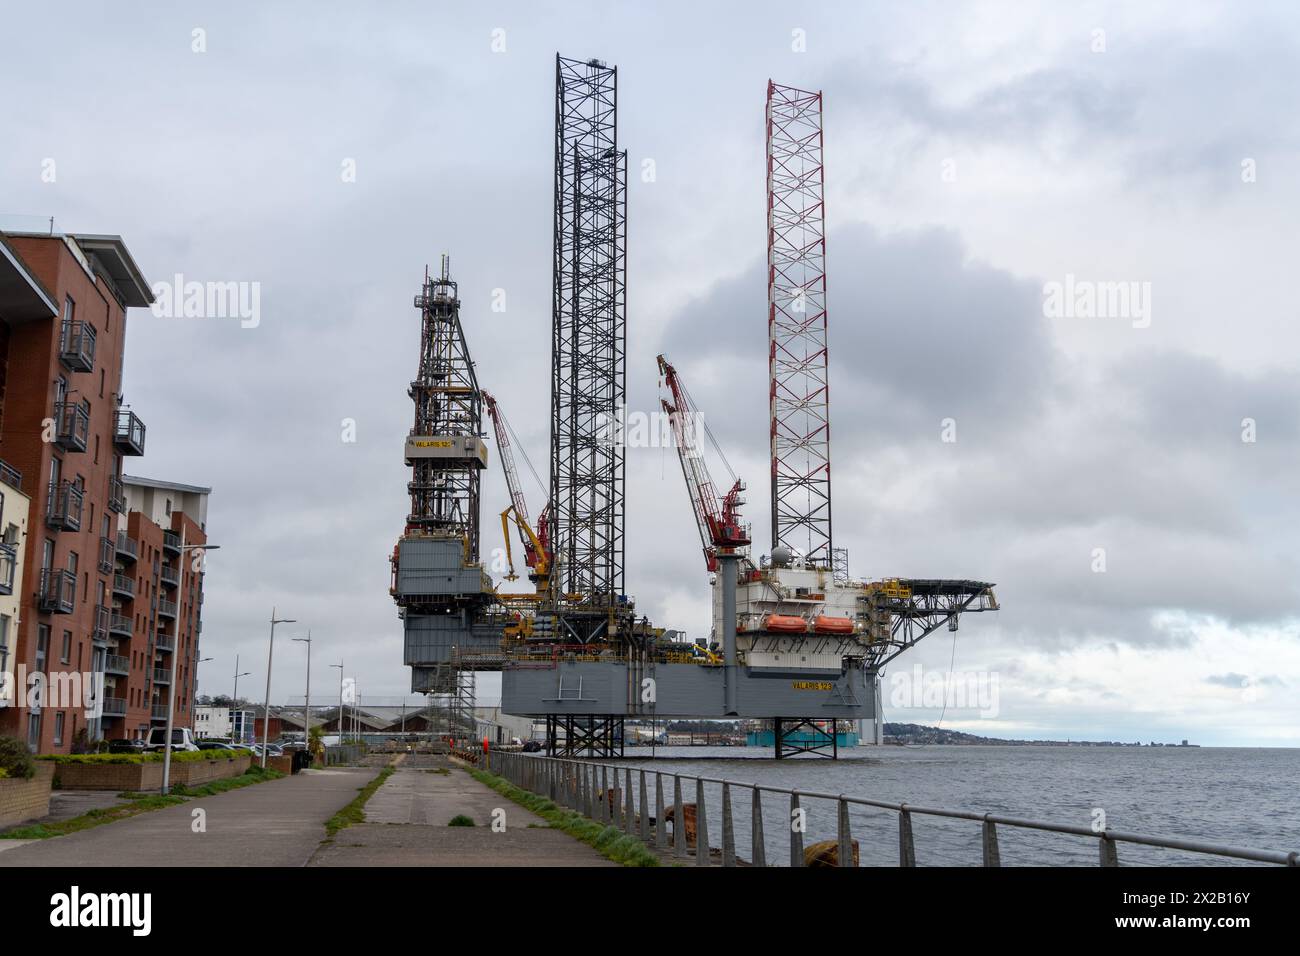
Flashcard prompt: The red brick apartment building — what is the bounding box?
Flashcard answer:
[0,230,211,753]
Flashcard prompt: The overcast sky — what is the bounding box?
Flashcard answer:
[4,1,1298,745]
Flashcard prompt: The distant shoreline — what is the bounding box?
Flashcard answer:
[883,722,1200,748]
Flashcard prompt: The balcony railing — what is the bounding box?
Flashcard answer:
[0,459,21,492]
[53,400,90,453]
[0,542,15,596]
[108,474,126,514]
[112,571,135,599]
[162,530,181,555]
[115,531,138,562]
[104,655,130,676]
[59,318,96,372]
[113,409,146,456]
[108,613,133,638]
[38,568,76,613]
[158,598,178,619]
[155,633,175,653]
[101,696,127,718]
[45,480,83,531]
[160,563,180,587]
[152,668,171,685]
[151,704,169,722]
[98,535,114,574]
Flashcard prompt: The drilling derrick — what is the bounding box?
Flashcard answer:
[393,257,500,714]
[767,81,832,567]
[548,54,629,644]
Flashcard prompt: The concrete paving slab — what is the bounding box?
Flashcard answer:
[0,768,378,867]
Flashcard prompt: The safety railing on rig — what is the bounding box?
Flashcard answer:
[485,751,1298,868]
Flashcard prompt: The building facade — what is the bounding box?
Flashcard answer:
[0,464,30,685]
[0,231,153,752]
[108,476,210,743]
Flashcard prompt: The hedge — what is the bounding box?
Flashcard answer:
[37,751,247,766]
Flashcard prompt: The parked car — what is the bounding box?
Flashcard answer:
[107,738,147,755]
[145,727,200,752]
[196,740,236,751]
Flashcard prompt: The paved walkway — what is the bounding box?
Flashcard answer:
[0,768,376,867]
[307,764,616,867]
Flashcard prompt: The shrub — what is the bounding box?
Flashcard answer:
[448,814,476,827]
[0,735,36,780]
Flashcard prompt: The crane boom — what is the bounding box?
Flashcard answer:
[657,354,750,572]
[483,391,549,576]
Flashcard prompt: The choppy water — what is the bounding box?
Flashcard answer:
[603,745,1299,866]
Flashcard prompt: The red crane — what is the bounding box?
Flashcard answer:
[657,355,750,572]
[483,391,550,578]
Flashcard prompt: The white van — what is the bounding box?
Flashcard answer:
[146,727,200,752]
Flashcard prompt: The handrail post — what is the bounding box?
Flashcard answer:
[982,817,1001,867]
[721,782,736,867]
[837,797,854,867]
[624,769,635,835]
[655,772,667,849]
[899,806,916,866]
[751,788,766,867]
[1099,832,1119,867]
[695,777,710,866]
[599,765,609,824]
[790,790,804,867]
[673,775,686,860]
[639,770,650,841]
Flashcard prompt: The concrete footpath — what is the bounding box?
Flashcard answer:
[307,762,616,867]
[0,768,376,867]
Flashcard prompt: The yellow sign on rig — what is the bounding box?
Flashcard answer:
[792,680,834,691]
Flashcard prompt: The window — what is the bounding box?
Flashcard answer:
[53,712,65,747]
[60,630,71,665]
[165,498,172,516]
[27,713,41,750]
[67,552,78,574]
[99,368,105,399]
[41,539,54,572]
[94,434,100,463]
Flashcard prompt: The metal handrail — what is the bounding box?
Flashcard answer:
[486,751,1299,868]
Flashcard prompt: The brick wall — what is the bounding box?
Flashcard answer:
[50,754,251,790]
[0,762,54,828]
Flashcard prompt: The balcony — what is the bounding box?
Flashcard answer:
[38,568,76,613]
[108,475,126,514]
[0,542,15,596]
[108,613,133,638]
[152,668,171,686]
[101,696,127,718]
[93,605,110,644]
[157,598,178,620]
[155,633,174,653]
[59,318,96,372]
[113,409,146,456]
[160,563,180,588]
[115,531,138,562]
[104,655,130,677]
[0,459,21,492]
[98,535,114,574]
[112,571,135,600]
[151,704,169,722]
[45,480,83,531]
[162,530,181,555]
[53,400,90,453]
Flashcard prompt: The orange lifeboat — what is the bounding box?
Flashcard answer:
[764,614,808,633]
[813,615,855,634]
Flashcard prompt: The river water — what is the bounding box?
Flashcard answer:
[603,745,1299,866]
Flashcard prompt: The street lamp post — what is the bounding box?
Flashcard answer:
[330,662,343,743]
[232,655,251,741]
[191,657,213,732]
[261,608,296,768]
[292,632,312,754]
[161,534,220,795]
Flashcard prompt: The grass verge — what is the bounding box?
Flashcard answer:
[323,767,394,839]
[469,767,659,867]
[0,766,285,840]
